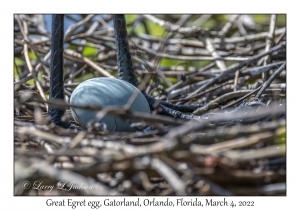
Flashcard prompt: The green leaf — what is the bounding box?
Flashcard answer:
[277,15,286,27]
[125,15,138,24]
[251,15,269,24]
[275,126,286,145]
[161,58,182,67]
[26,78,35,86]
[135,24,146,34]
[146,20,166,37]
[15,57,24,66]
[82,45,98,57]
[202,19,216,30]
[168,76,178,85]
[29,51,37,60]
[14,65,20,79]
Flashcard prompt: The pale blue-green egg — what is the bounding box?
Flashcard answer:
[70,78,150,132]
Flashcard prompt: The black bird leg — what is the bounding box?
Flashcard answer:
[113,14,202,120]
[48,15,76,129]
[142,94,199,120]
[113,14,139,87]
[159,100,203,113]
[48,14,268,131]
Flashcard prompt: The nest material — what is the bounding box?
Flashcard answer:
[14,14,286,196]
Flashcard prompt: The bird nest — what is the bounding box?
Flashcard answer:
[14,14,286,196]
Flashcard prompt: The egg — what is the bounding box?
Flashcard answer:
[70,77,150,132]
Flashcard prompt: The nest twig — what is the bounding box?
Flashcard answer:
[14,14,286,196]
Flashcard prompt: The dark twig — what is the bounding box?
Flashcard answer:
[256,62,286,98]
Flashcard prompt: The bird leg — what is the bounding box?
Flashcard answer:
[48,14,268,131]
[113,15,270,123]
[48,15,80,129]
[142,93,200,120]
[113,14,204,120]
[113,14,139,87]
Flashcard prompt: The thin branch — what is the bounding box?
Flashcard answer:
[256,62,286,98]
